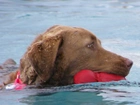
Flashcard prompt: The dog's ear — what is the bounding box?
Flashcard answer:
[27,34,63,83]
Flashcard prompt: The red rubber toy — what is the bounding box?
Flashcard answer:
[74,70,126,84]
[14,71,26,90]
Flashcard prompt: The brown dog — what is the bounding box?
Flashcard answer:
[2,25,133,87]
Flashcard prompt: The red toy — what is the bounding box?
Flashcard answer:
[14,71,26,90]
[74,70,126,84]
[5,71,26,90]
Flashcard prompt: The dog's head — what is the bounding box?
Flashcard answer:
[20,25,133,85]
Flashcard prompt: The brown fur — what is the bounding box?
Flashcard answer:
[2,25,133,87]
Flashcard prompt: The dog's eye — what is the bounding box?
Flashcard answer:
[87,42,94,48]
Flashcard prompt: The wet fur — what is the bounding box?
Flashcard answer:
[2,25,133,87]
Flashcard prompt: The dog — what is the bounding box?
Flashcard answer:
[1,25,133,87]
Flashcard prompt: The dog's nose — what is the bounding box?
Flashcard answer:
[125,58,133,70]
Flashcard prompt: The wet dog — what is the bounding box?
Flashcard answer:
[1,25,133,88]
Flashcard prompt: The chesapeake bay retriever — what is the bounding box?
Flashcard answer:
[2,25,133,87]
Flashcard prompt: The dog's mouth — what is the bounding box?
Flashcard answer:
[74,69,126,84]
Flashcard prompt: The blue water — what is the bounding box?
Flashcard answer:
[0,0,140,105]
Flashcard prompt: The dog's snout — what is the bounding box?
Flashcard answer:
[125,58,133,69]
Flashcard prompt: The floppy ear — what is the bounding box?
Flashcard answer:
[27,35,62,83]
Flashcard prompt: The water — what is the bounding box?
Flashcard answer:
[0,0,140,105]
